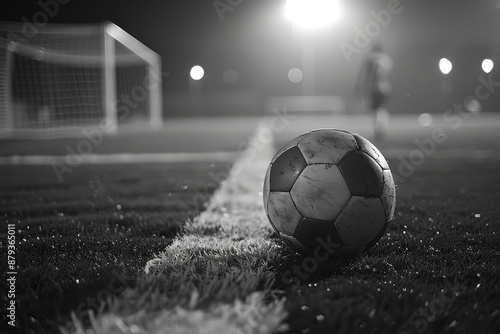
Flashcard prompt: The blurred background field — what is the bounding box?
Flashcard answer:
[1,112,499,159]
[1,113,499,333]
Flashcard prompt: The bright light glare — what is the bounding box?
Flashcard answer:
[482,59,494,73]
[439,58,452,75]
[190,65,204,80]
[285,0,340,28]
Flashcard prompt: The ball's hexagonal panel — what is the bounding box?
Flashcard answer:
[339,151,384,197]
[272,132,308,164]
[290,164,351,221]
[269,146,307,192]
[353,134,390,170]
[298,129,358,164]
[267,191,302,236]
[381,170,396,220]
[294,217,343,247]
[335,196,386,246]
[263,163,271,210]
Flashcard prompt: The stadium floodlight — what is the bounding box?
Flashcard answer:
[190,65,205,81]
[0,21,163,136]
[482,59,494,73]
[439,58,453,75]
[285,0,340,28]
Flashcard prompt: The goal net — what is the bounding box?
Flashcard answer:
[0,21,162,136]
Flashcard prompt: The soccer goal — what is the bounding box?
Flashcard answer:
[0,21,163,136]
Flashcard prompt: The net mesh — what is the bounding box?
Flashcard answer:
[0,21,156,132]
[10,51,103,127]
[0,22,104,55]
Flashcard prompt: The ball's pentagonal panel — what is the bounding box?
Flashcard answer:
[353,134,389,170]
[271,132,308,164]
[294,217,343,247]
[335,196,386,246]
[281,234,313,255]
[269,146,307,192]
[381,170,396,220]
[290,164,351,221]
[334,245,366,258]
[298,129,358,164]
[267,192,302,236]
[339,151,384,197]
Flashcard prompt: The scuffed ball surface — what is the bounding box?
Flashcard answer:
[263,129,396,256]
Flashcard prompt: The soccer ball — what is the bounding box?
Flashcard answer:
[263,129,396,257]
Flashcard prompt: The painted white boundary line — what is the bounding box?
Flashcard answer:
[0,151,240,165]
[382,148,500,160]
[142,119,287,333]
[2,148,496,166]
[65,119,287,334]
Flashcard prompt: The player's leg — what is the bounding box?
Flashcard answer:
[375,107,389,140]
[372,92,389,141]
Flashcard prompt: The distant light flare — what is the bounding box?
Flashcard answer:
[285,0,341,28]
[439,58,452,75]
[190,65,204,80]
[482,59,494,73]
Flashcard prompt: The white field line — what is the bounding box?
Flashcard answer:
[1,148,497,166]
[381,148,500,160]
[67,119,288,334]
[0,151,239,165]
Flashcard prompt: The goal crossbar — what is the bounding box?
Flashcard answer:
[8,41,147,67]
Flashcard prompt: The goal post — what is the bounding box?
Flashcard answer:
[103,23,117,133]
[104,22,164,132]
[0,21,163,136]
[0,37,13,134]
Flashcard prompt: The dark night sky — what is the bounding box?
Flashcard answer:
[1,0,500,114]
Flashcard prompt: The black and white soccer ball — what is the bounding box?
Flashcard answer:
[263,129,396,257]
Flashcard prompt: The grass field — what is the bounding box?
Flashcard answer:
[0,162,225,333]
[1,114,500,333]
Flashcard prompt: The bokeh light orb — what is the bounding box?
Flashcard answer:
[482,59,494,74]
[418,113,433,127]
[439,58,452,75]
[190,65,204,81]
[288,68,303,83]
[223,69,238,85]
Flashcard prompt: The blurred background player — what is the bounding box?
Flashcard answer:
[356,43,393,140]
